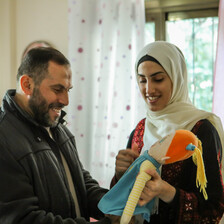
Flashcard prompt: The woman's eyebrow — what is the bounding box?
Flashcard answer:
[137,71,164,77]
[137,74,146,77]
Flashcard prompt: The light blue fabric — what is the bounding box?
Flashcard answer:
[98,150,161,222]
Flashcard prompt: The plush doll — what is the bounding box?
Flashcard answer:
[98,130,207,224]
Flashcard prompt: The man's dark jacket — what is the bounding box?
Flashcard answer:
[0,90,110,224]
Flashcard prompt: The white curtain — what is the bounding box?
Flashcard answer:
[213,0,224,126]
[67,0,146,188]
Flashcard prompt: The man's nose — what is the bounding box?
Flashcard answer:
[59,91,69,106]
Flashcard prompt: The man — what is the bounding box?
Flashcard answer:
[0,47,114,223]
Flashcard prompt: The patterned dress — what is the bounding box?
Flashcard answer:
[111,119,224,224]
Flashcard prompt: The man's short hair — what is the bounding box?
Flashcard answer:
[17,47,70,85]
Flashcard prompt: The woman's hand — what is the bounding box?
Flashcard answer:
[138,168,176,206]
[115,144,139,180]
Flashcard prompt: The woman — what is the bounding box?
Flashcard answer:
[111,41,224,223]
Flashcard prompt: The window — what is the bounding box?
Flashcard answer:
[144,0,219,112]
[166,16,218,111]
[145,22,155,44]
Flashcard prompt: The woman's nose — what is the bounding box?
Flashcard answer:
[146,81,155,94]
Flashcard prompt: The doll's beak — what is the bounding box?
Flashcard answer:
[161,156,170,164]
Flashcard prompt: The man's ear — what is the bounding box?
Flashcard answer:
[20,75,34,95]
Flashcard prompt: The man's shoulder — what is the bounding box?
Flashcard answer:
[0,105,5,119]
[0,110,47,160]
[0,107,11,130]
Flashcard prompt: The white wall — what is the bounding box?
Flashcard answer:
[0,0,68,102]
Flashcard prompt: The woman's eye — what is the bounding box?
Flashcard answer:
[154,78,164,82]
[139,79,146,83]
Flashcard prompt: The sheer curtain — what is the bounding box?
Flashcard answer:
[67,0,145,188]
[213,0,224,126]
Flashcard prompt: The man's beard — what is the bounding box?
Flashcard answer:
[28,87,63,127]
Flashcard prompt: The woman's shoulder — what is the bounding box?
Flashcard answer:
[192,119,218,134]
[192,119,221,153]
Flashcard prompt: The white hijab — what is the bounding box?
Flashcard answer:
[136,41,224,173]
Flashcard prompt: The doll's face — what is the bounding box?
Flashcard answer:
[148,132,175,164]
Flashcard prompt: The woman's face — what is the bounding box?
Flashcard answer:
[137,60,173,111]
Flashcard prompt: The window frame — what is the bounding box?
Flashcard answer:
[144,0,219,40]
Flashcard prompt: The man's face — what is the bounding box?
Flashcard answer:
[28,61,72,127]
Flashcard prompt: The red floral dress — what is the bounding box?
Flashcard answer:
[111,118,224,224]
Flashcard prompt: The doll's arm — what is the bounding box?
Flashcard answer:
[120,160,156,224]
